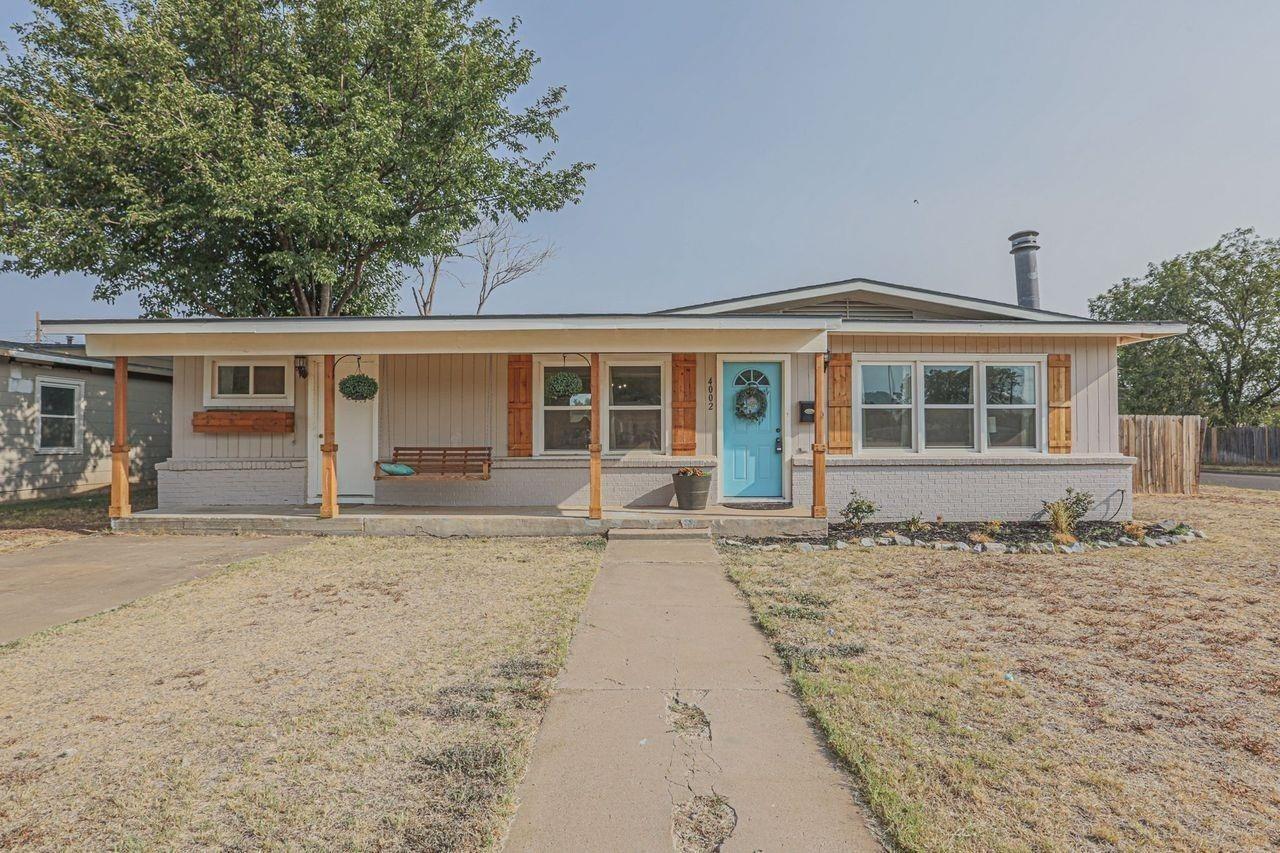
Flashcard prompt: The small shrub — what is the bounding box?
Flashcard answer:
[968,532,993,544]
[984,519,1004,536]
[840,491,879,526]
[1042,487,1095,535]
[1051,532,1077,546]
[675,466,709,477]
[904,513,931,534]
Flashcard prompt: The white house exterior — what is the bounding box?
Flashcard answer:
[43,270,1182,526]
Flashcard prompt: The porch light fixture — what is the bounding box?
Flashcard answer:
[294,356,309,379]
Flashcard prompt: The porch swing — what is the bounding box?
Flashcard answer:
[372,356,494,482]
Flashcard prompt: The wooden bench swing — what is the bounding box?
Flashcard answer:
[373,446,493,481]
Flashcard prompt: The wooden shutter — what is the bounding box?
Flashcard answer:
[1047,353,1072,454]
[827,353,852,454]
[671,353,698,455]
[507,354,533,457]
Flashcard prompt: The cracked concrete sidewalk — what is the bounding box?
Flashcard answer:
[504,530,881,852]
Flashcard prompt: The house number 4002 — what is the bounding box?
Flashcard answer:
[706,377,715,410]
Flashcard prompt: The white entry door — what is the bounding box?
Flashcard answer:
[307,355,379,503]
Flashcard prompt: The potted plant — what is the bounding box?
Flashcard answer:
[338,372,379,401]
[672,466,711,510]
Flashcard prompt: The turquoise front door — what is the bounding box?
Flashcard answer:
[722,361,784,499]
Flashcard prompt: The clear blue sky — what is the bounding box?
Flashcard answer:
[4,0,1279,339]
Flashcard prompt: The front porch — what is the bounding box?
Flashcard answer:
[111,502,824,538]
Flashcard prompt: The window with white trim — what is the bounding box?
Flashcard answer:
[535,357,667,454]
[859,364,913,449]
[922,364,975,449]
[854,358,1044,453]
[608,364,663,451]
[205,358,293,406]
[37,378,82,452]
[541,364,593,452]
[984,364,1037,449]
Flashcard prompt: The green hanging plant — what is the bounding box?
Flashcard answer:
[734,385,768,422]
[545,369,584,399]
[339,372,379,401]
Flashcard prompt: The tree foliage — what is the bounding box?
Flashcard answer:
[1089,228,1280,425]
[0,0,590,316]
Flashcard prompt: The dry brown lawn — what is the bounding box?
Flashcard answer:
[723,485,1280,851]
[0,535,601,851]
[0,488,158,554]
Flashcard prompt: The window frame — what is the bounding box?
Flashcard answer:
[603,358,670,454]
[35,376,85,454]
[203,357,294,407]
[851,355,1047,455]
[921,363,978,451]
[532,355,671,456]
[981,362,1041,452]
[856,362,916,452]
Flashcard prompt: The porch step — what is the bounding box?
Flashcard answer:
[606,527,711,542]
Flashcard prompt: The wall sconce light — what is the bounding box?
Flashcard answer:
[294,356,309,379]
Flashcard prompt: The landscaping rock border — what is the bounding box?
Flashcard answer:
[720,519,1208,556]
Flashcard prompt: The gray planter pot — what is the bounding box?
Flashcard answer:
[672,473,711,510]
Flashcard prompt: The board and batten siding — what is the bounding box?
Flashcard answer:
[794,335,1120,455]
[379,353,718,458]
[170,356,308,460]
[378,354,507,456]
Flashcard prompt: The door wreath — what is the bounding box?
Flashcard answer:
[734,385,768,422]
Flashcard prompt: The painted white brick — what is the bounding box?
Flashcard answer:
[796,458,1134,522]
[157,458,306,507]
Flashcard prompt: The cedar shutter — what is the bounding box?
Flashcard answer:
[1047,353,1072,454]
[507,354,533,457]
[671,353,698,455]
[827,353,852,454]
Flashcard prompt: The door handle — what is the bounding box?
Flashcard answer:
[774,437,783,453]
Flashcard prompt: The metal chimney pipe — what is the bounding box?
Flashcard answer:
[1008,230,1041,309]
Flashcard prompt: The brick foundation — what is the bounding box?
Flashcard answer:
[793,455,1135,522]
[157,459,307,507]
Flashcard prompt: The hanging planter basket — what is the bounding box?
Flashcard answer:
[545,370,584,399]
[339,372,379,402]
[734,386,768,423]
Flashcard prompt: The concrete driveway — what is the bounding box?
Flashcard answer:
[0,535,297,643]
[1202,471,1280,491]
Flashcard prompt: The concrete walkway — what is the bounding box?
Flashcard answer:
[505,530,881,852]
[0,534,296,643]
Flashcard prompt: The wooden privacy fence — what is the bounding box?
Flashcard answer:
[1202,426,1280,467]
[1119,415,1203,495]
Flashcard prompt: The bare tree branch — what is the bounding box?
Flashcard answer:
[455,218,555,314]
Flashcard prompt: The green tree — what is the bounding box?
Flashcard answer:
[0,0,589,317]
[1089,228,1280,425]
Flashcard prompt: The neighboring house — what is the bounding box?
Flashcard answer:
[0,341,171,503]
[42,232,1183,523]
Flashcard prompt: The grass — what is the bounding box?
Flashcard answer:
[0,535,601,850]
[0,487,157,553]
[722,485,1280,851]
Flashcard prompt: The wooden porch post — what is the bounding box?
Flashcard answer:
[589,353,602,520]
[812,351,827,520]
[109,356,131,518]
[320,354,339,519]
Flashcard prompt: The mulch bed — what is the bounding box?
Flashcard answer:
[744,519,1134,547]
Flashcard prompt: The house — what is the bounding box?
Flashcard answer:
[40,232,1184,529]
[1,340,171,503]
